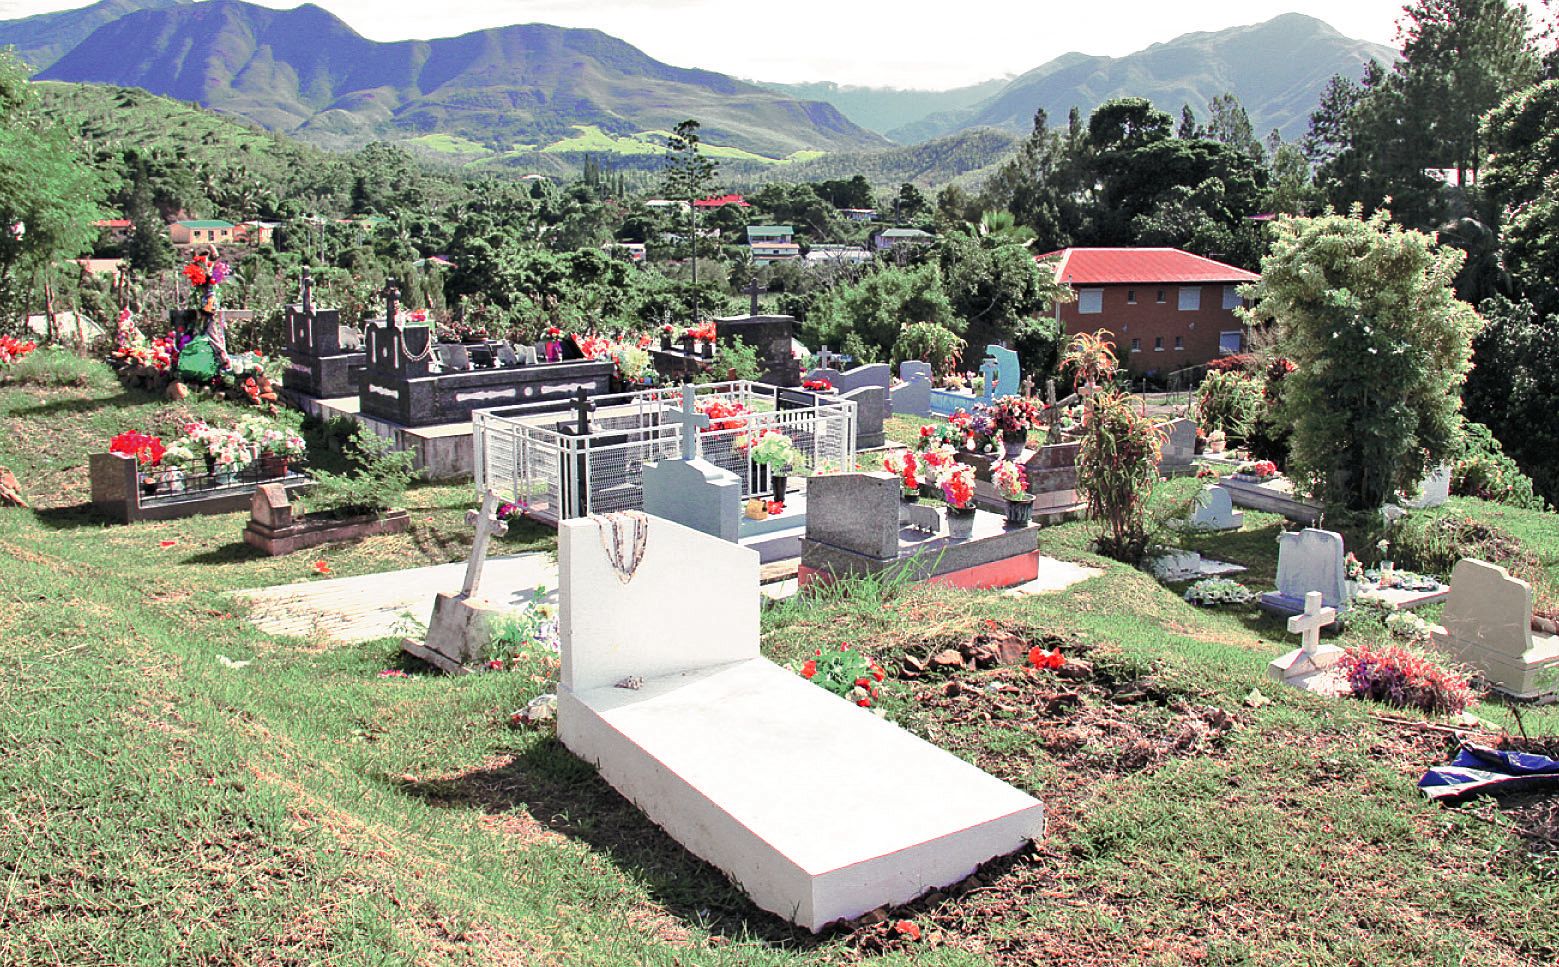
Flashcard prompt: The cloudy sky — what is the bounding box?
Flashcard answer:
[1,0,1552,88]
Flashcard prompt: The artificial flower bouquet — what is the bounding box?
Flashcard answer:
[1235,459,1279,481]
[939,463,977,511]
[796,642,887,709]
[981,395,1043,434]
[881,450,922,496]
[749,430,802,473]
[992,461,1029,501]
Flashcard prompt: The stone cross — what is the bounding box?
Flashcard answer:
[979,357,999,403]
[570,386,596,435]
[816,345,836,370]
[461,489,509,597]
[381,279,400,324]
[744,277,764,316]
[1287,591,1337,657]
[300,266,315,315]
[666,384,711,460]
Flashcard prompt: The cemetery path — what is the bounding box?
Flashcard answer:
[236,553,558,642]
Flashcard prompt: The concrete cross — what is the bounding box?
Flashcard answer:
[817,345,835,370]
[1287,591,1337,656]
[979,357,999,402]
[461,489,509,597]
[570,386,596,436]
[381,279,400,325]
[300,266,315,315]
[665,384,711,460]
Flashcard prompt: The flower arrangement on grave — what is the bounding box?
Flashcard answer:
[916,421,967,452]
[749,430,802,473]
[183,420,255,476]
[0,334,37,366]
[109,431,166,468]
[1338,643,1474,715]
[1183,577,1257,607]
[983,395,1043,434]
[613,345,655,384]
[685,321,717,343]
[240,420,306,476]
[1234,459,1279,481]
[1195,466,1220,479]
[881,450,922,498]
[1344,552,1365,582]
[1363,566,1440,592]
[182,252,230,316]
[939,463,976,512]
[802,377,833,392]
[796,642,887,709]
[544,326,565,362]
[697,397,751,432]
[993,460,1034,526]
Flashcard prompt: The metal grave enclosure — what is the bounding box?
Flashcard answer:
[474,381,857,524]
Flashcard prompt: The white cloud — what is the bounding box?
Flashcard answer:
[3,0,1552,88]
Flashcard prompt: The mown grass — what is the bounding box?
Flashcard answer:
[3,367,1558,964]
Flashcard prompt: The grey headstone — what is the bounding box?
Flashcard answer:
[1160,418,1196,470]
[643,458,742,543]
[1407,464,1451,509]
[840,385,885,450]
[1274,528,1348,609]
[805,472,899,559]
[437,343,472,372]
[497,343,519,367]
[1188,484,1243,531]
[890,361,933,418]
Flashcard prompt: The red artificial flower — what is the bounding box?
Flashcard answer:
[312,560,331,575]
[984,618,998,631]
[855,676,871,688]
[766,500,785,515]
[856,699,872,708]
[871,664,885,682]
[486,659,504,670]
[158,540,176,548]
[109,430,166,467]
[839,642,851,651]
[377,669,408,678]
[801,659,817,679]
[894,920,922,941]
[1027,646,1064,670]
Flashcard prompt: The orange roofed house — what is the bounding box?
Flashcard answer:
[1044,248,1260,375]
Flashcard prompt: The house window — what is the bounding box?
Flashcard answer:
[1174,336,1184,350]
[1219,331,1244,354]
[1178,286,1201,311]
[1077,288,1104,314]
[1154,336,1164,351]
[1156,289,1166,303]
[1223,285,1243,310]
[1130,338,1141,352]
[1127,289,1137,304]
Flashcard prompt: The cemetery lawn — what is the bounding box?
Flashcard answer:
[4,374,1559,965]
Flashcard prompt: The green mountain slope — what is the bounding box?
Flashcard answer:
[892,13,1398,143]
[0,0,185,71]
[29,0,886,158]
[759,77,1013,137]
[739,127,1022,188]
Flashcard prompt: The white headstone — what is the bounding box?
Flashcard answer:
[1273,528,1349,610]
[556,512,1044,931]
[1188,485,1243,531]
[1431,559,1559,698]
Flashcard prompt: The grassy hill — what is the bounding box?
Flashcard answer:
[894,13,1399,143]
[739,127,1022,189]
[30,0,885,158]
[4,366,1555,962]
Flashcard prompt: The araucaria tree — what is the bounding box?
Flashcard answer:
[1245,208,1482,519]
[661,120,718,327]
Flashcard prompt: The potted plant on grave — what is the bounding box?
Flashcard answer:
[158,440,196,494]
[750,430,803,504]
[982,395,1042,459]
[993,460,1034,527]
[183,421,254,483]
[254,425,307,478]
[109,431,167,496]
[882,450,922,502]
[660,323,676,351]
[1344,552,1364,601]
[1206,429,1227,454]
[1234,459,1279,482]
[802,376,834,392]
[939,463,978,540]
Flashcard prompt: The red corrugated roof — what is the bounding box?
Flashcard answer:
[94,219,132,228]
[693,193,751,208]
[1039,247,1260,285]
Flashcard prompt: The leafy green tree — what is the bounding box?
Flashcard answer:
[893,321,966,376]
[806,262,955,352]
[1178,104,1200,139]
[0,49,108,327]
[895,183,929,223]
[751,182,836,238]
[812,175,874,211]
[1463,295,1559,503]
[1205,92,1263,161]
[936,226,1070,351]
[978,109,1091,250]
[124,159,173,277]
[1245,209,1482,519]
[1482,79,1559,312]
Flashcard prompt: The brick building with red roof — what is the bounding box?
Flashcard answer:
[1042,247,1260,375]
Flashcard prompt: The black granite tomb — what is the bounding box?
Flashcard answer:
[281,269,365,399]
[715,314,799,387]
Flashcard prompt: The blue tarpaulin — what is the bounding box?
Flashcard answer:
[1419,744,1559,802]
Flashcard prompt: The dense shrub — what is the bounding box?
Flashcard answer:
[1340,643,1475,715]
[303,427,417,518]
[1205,353,1259,373]
[893,321,965,376]
[1452,422,1548,511]
[1193,370,1266,442]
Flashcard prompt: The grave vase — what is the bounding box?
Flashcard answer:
[946,505,977,540]
[1004,496,1035,528]
[140,473,159,497]
[1001,430,1027,459]
[259,453,290,478]
[771,474,788,505]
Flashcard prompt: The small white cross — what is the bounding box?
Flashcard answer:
[665,384,711,461]
[461,489,509,597]
[1287,591,1336,656]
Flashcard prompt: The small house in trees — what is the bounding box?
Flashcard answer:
[170,219,236,246]
[839,208,877,222]
[747,225,800,264]
[1044,247,1260,375]
[873,228,935,251]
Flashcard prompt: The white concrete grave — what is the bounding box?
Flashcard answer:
[1431,559,1559,699]
[556,511,1045,932]
[1267,591,1347,695]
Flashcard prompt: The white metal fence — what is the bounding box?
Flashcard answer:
[473,381,857,524]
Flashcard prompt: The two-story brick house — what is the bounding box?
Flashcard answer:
[1044,248,1260,374]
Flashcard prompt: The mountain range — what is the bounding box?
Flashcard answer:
[885,14,1396,142]
[3,1,1399,164]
